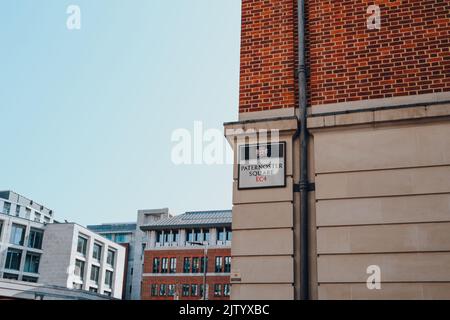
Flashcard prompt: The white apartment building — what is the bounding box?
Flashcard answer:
[0,191,54,224]
[39,223,126,299]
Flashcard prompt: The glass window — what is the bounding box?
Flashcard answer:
[73,283,82,290]
[173,230,179,244]
[214,284,222,297]
[103,291,112,297]
[74,259,85,280]
[192,257,200,273]
[90,265,100,283]
[215,256,223,273]
[200,257,208,273]
[168,284,175,297]
[200,284,206,299]
[159,284,167,296]
[104,234,113,241]
[224,284,230,297]
[152,257,160,273]
[2,202,11,214]
[218,229,226,242]
[89,287,98,293]
[182,284,190,297]
[107,249,115,266]
[5,248,22,270]
[170,257,177,273]
[156,231,164,244]
[15,205,20,217]
[193,229,202,242]
[3,273,19,280]
[9,223,26,246]
[25,208,31,219]
[24,252,40,273]
[224,257,231,273]
[28,228,44,249]
[161,258,168,273]
[151,284,158,296]
[105,270,113,287]
[77,236,88,255]
[183,257,191,273]
[115,233,128,243]
[187,230,194,243]
[204,229,210,242]
[93,243,102,260]
[191,284,198,296]
[226,228,232,241]
[34,213,41,222]
[22,276,38,283]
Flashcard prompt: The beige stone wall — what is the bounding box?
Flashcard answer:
[225,117,298,300]
[309,103,450,299]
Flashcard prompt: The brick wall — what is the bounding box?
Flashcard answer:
[239,0,298,113]
[238,0,450,114]
[307,0,450,106]
[141,248,231,300]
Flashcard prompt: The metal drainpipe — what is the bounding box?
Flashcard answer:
[297,0,309,300]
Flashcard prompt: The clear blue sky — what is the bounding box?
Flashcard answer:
[0,0,241,225]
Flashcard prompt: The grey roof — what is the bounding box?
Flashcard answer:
[140,210,231,231]
[87,223,137,234]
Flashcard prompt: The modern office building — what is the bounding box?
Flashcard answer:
[87,222,137,299]
[224,0,450,299]
[88,208,171,300]
[39,223,126,299]
[140,210,232,300]
[0,190,126,300]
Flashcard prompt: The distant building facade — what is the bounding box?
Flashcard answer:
[140,210,232,300]
[88,208,171,300]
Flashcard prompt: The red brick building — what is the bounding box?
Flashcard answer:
[140,211,231,300]
[225,0,450,299]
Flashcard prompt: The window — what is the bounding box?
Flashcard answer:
[115,233,128,243]
[226,228,232,241]
[215,256,223,273]
[44,216,51,224]
[218,229,226,242]
[224,257,231,273]
[3,273,19,280]
[89,287,98,293]
[34,213,41,222]
[22,276,38,283]
[192,257,200,273]
[24,252,40,273]
[2,202,11,214]
[224,284,230,297]
[161,258,168,273]
[200,284,205,298]
[183,257,191,273]
[193,229,202,242]
[104,234,113,241]
[170,257,177,273]
[9,223,26,246]
[15,205,20,217]
[28,228,44,249]
[159,284,167,296]
[25,208,31,219]
[77,236,88,255]
[168,284,176,297]
[73,283,82,290]
[107,249,115,266]
[203,229,210,242]
[103,291,112,297]
[182,284,190,297]
[5,249,22,270]
[105,270,113,287]
[172,230,179,244]
[200,257,208,273]
[187,230,194,243]
[90,265,100,283]
[156,231,164,244]
[214,284,222,297]
[191,284,198,296]
[74,259,85,280]
[151,284,158,296]
[152,257,160,273]
[93,243,102,261]
[0,220,3,239]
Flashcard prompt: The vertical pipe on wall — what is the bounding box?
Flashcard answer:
[297,0,309,300]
